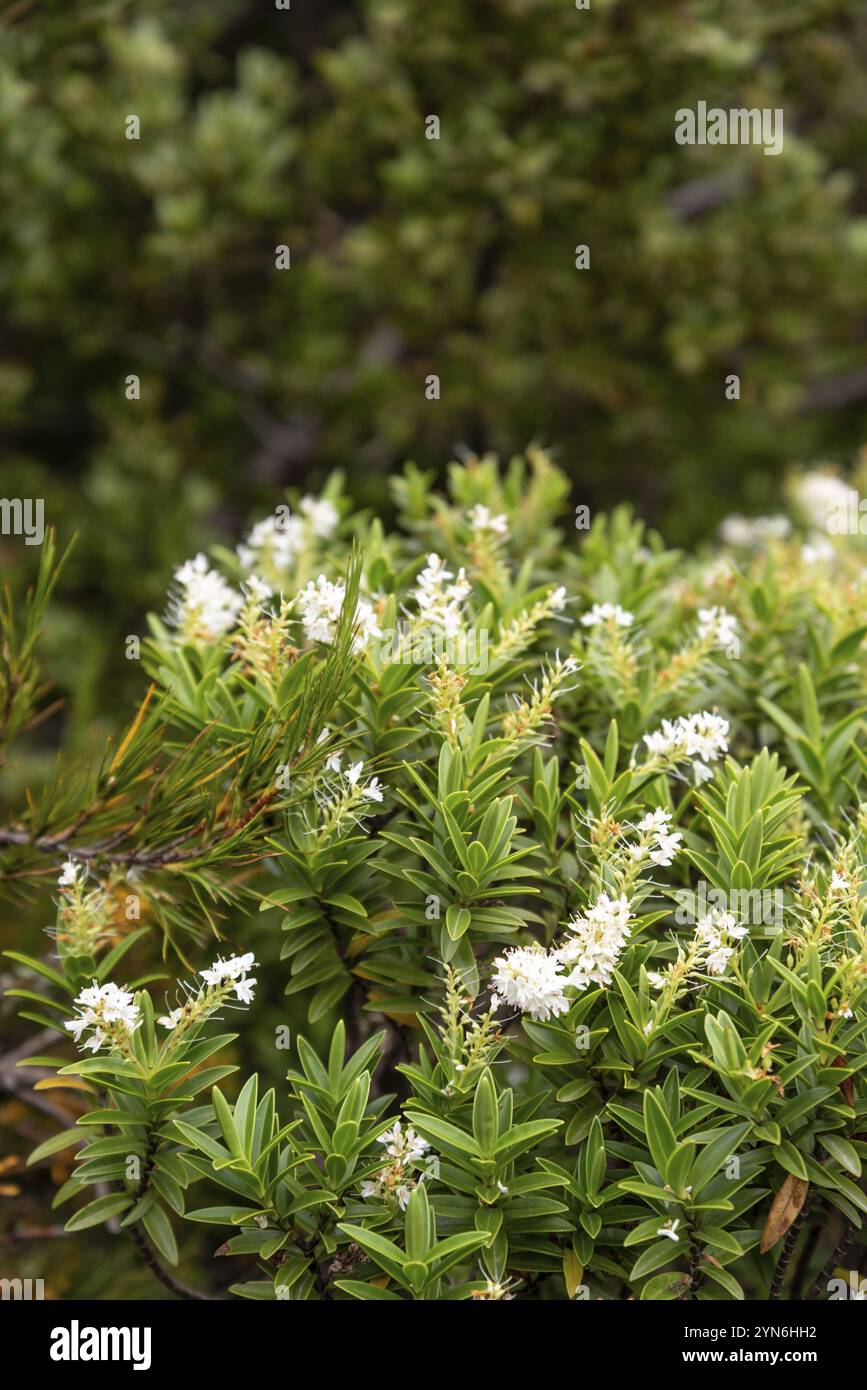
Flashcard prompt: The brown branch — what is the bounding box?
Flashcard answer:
[769,1201,809,1299]
[806,1224,854,1300]
[126,1221,220,1301]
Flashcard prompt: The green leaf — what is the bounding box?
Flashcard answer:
[27,1128,83,1165]
[472,1069,499,1154]
[65,1193,132,1232]
[821,1134,861,1177]
[335,1279,403,1301]
[143,1203,178,1265]
[445,906,472,941]
[643,1090,677,1180]
[405,1182,431,1263]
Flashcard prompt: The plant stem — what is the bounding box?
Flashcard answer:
[769,1204,808,1299]
[127,1222,218,1301]
[806,1224,853,1301]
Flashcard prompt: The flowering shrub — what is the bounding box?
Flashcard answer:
[4,447,867,1301]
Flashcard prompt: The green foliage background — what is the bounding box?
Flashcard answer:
[3,0,867,733]
[2,0,867,1299]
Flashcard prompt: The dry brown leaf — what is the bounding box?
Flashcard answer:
[833,1054,855,1107]
[760,1174,808,1253]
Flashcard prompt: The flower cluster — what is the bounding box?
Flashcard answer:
[165,554,244,643]
[361,1122,437,1210]
[642,710,730,783]
[295,576,381,652]
[158,952,258,1033]
[719,514,790,547]
[647,909,748,994]
[556,892,633,989]
[312,759,386,842]
[411,553,471,638]
[581,602,634,629]
[631,809,683,868]
[490,944,571,1022]
[696,606,738,650]
[791,469,851,530]
[468,504,509,536]
[490,893,634,1020]
[54,857,119,956]
[231,586,298,695]
[236,496,339,580]
[694,910,749,976]
[237,514,305,576]
[501,651,579,742]
[64,982,141,1055]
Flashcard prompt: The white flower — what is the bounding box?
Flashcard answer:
[802,535,834,565]
[237,513,305,573]
[242,574,273,605]
[468,503,509,536]
[296,576,345,643]
[704,944,734,976]
[549,586,568,612]
[233,976,257,1004]
[635,808,683,867]
[643,712,729,775]
[200,952,257,986]
[830,871,850,893]
[64,981,141,1051]
[556,893,632,990]
[377,1121,430,1165]
[650,832,682,867]
[58,857,86,889]
[695,910,734,946]
[581,602,634,629]
[363,776,384,803]
[657,1219,681,1242]
[490,945,570,1022]
[345,761,364,787]
[412,554,471,637]
[697,606,738,649]
[693,910,742,977]
[166,554,243,641]
[793,470,851,530]
[646,970,667,990]
[719,514,790,547]
[158,1007,184,1031]
[295,576,381,652]
[362,1122,437,1208]
[300,495,339,539]
[325,752,343,773]
[64,1012,93,1042]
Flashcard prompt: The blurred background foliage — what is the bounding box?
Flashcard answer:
[2,0,867,739]
[2,0,867,1296]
